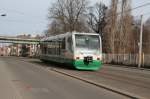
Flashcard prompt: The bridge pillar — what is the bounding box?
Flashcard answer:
[33,44,37,57]
[29,44,32,57]
[16,44,19,56]
[29,44,36,57]
[33,44,36,57]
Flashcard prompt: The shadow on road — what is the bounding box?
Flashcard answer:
[28,59,75,70]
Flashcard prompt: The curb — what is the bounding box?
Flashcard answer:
[105,64,150,71]
[51,68,146,99]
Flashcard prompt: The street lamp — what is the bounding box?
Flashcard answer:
[0,13,7,56]
[1,14,7,17]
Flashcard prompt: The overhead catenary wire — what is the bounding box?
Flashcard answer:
[133,11,150,20]
[1,8,45,20]
[0,8,47,24]
[0,19,46,25]
[142,12,150,16]
[106,2,150,19]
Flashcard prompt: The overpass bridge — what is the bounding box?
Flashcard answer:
[0,36,41,57]
[0,36,40,44]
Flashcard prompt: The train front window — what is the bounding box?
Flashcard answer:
[75,34,100,54]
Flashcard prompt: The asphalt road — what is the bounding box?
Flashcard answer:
[0,57,129,99]
[37,59,150,99]
[21,57,150,99]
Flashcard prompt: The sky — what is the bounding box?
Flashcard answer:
[0,0,150,36]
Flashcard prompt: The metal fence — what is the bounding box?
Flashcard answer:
[102,54,150,68]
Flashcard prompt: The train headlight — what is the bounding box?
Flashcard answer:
[97,57,100,60]
[76,57,80,60]
[97,55,102,60]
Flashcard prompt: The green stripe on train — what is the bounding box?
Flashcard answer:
[73,60,102,70]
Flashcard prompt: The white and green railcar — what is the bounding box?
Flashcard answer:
[40,32,102,70]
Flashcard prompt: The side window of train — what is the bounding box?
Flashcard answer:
[62,38,65,49]
[44,43,47,54]
[67,36,73,53]
[47,41,52,55]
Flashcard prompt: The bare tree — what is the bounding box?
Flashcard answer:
[47,0,88,35]
[118,0,133,54]
[46,20,64,36]
[87,2,107,34]
[131,18,141,53]
[131,17,150,55]
[143,18,150,54]
[87,2,107,52]
[106,0,118,53]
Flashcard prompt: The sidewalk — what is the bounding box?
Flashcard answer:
[0,60,22,99]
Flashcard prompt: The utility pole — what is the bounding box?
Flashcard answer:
[138,15,143,68]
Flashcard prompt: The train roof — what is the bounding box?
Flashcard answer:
[41,32,99,42]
